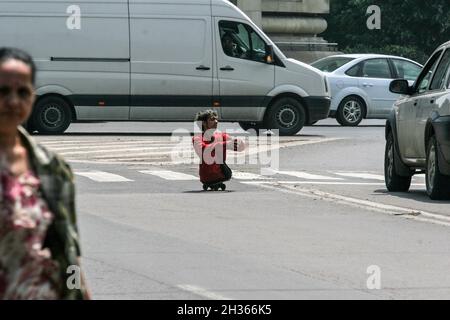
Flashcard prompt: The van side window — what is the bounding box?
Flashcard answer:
[429,49,450,91]
[219,21,267,63]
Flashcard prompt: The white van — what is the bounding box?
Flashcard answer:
[0,0,330,135]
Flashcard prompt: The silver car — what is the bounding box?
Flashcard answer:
[311,54,422,126]
[385,41,450,200]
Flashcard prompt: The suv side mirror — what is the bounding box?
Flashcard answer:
[390,79,411,95]
[265,45,274,64]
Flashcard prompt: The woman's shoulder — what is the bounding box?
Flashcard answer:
[18,127,73,179]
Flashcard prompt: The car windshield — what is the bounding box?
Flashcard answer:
[311,57,356,72]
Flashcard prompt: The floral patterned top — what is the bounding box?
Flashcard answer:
[0,168,61,300]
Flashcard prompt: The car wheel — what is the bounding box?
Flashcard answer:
[337,96,365,126]
[385,131,412,192]
[265,97,306,136]
[30,96,72,134]
[426,135,450,200]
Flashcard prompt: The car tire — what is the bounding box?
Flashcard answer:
[385,132,412,192]
[264,97,306,136]
[30,96,72,134]
[336,96,365,127]
[426,135,450,200]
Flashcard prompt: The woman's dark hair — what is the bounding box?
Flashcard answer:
[0,47,36,84]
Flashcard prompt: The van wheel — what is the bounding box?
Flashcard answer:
[385,132,412,192]
[31,96,72,134]
[426,136,450,200]
[265,97,305,136]
[239,122,261,132]
[337,96,365,126]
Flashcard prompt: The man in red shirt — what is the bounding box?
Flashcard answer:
[193,110,246,190]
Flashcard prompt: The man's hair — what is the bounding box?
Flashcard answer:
[195,109,218,123]
[195,109,218,131]
[0,47,36,84]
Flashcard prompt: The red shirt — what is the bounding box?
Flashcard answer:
[192,132,231,184]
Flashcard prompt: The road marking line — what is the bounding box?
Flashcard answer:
[59,146,188,156]
[243,181,426,186]
[37,139,177,145]
[177,285,232,300]
[75,171,133,182]
[269,170,343,180]
[333,172,386,181]
[241,182,450,227]
[48,143,183,151]
[233,171,273,180]
[140,170,198,181]
[232,138,342,160]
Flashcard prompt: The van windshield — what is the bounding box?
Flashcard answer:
[311,57,356,72]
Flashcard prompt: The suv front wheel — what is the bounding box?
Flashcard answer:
[426,135,450,200]
[385,132,412,192]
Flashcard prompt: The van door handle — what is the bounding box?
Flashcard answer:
[196,65,210,71]
[362,83,374,87]
[414,101,418,106]
[220,66,234,71]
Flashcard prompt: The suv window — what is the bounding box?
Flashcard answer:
[416,50,443,94]
[391,59,422,81]
[361,59,392,79]
[447,72,450,89]
[219,21,267,63]
[429,49,450,91]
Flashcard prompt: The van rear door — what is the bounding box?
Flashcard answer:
[0,0,131,120]
[129,1,213,120]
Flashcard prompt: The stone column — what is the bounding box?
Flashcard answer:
[233,0,336,63]
[237,0,262,27]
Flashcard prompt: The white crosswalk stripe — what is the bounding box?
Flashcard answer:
[140,170,198,181]
[269,170,343,180]
[75,171,133,182]
[233,171,273,180]
[71,168,427,187]
[333,172,386,181]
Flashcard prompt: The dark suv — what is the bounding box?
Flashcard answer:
[385,41,450,200]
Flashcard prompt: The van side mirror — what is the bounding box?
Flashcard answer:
[389,79,411,95]
[265,45,275,64]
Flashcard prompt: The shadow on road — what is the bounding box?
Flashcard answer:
[310,125,385,128]
[373,189,450,204]
[183,190,236,194]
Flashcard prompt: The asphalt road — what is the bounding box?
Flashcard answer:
[35,119,450,300]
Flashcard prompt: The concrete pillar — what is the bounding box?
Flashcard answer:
[237,0,262,27]
[233,0,336,62]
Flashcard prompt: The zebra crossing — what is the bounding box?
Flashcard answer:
[73,168,426,187]
[36,136,340,165]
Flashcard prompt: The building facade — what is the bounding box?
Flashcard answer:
[230,0,335,62]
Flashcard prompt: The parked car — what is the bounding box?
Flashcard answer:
[0,0,330,136]
[385,41,450,200]
[311,54,422,126]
